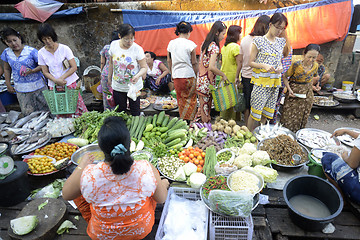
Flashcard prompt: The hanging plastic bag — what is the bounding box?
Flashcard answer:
[127,79,143,101]
[234,85,246,112]
[208,189,254,217]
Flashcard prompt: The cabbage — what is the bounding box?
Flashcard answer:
[253,165,278,183]
[174,166,186,181]
[239,143,257,155]
[11,215,38,235]
[251,150,271,166]
[57,220,77,235]
[187,172,206,188]
[234,154,252,169]
[183,162,197,176]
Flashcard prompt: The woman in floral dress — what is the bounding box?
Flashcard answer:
[99,31,119,110]
[197,21,227,123]
[62,116,169,240]
[280,44,320,133]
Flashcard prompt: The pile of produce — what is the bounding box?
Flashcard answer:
[202,175,230,198]
[46,118,75,138]
[259,134,307,165]
[228,170,261,194]
[34,142,78,161]
[26,156,57,174]
[178,146,206,172]
[74,107,131,143]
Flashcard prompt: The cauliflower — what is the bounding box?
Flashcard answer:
[253,165,278,183]
[234,154,252,169]
[238,143,257,155]
[251,150,271,166]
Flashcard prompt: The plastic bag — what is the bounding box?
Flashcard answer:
[208,189,254,217]
[127,80,143,101]
[234,87,246,112]
[214,162,237,176]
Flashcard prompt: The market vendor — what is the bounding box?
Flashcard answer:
[1,27,49,115]
[312,54,330,92]
[143,51,173,94]
[62,116,169,240]
[321,129,360,204]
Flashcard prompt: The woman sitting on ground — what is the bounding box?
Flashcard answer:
[62,116,169,240]
[321,128,360,204]
[144,51,173,94]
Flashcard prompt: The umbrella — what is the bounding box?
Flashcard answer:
[15,0,64,23]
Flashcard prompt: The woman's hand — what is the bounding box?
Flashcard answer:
[130,76,139,84]
[222,75,228,82]
[235,77,241,85]
[24,68,33,76]
[161,178,170,189]
[275,66,283,74]
[155,77,162,86]
[78,153,95,169]
[55,77,67,86]
[288,88,295,97]
[331,129,348,138]
[263,64,276,73]
[6,84,15,93]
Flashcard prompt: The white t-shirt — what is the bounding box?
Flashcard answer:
[38,43,78,87]
[167,38,197,78]
[109,40,145,92]
[239,35,254,79]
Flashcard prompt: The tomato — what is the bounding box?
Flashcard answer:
[184,157,190,163]
[194,159,199,165]
[179,155,185,160]
[189,154,194,159]
[188,146,193,150]
[194,151,200,157]
[197,155,203,160]
[197,165,202,172]
[199,160,204,166]
[178,153,183,157]
[201,152,206,158]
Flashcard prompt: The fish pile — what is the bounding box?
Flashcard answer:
[0,111,53,155]
[255,121,294,141]
[11,131,50,155]
[297,129,336,149]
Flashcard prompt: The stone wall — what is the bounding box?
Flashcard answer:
[0,2,359,88]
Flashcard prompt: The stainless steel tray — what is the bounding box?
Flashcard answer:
[71,144,105,165]
[334,127,360,147]
[253,124,295,142]
[296,128,335,149]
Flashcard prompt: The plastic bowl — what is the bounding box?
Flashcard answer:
[216,148,235,164]
[283,175,343,231]
[227,168,264,195]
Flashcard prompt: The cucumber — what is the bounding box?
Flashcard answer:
[167,129,187,136]
[167,117,178,129]
[161,115,170,127]
[164,132,186,144]
[169,120,187,131]
[133,116,146,138]
[157,111,165,126]
[166,138,181,147]
[152,114,158,126]
[158,127,168,133]
[130,116,140,137]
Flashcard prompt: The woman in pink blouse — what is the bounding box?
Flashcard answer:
[37,23,87,117]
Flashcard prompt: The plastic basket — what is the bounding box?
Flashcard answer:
[155,187,209,240]
[42,86,79,115]
[209,211,253,240]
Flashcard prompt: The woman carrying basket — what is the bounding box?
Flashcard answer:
[37,23,87,117]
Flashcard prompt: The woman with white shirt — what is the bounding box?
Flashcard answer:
[144,51,173,94]
[37,23,87,117]
[167,21,198,121]
[108,24,147,116]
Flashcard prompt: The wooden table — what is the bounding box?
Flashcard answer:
[1,167,360,240]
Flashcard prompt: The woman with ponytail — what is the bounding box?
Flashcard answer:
[62,116,169,240]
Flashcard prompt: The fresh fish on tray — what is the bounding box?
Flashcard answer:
[5,110,21,124]
[11,131,50,155]
[14,111,42,128]
[296,129,336,149]
[4,127,32,135]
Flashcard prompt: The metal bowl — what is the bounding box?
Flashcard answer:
[333,92,357,103]
[71,144,105,165]
[227,168,264,194]
[258,137,309,172]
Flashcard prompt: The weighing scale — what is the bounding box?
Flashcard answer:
[0,143,14,179]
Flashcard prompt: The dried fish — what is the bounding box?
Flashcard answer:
[260,135,307,166]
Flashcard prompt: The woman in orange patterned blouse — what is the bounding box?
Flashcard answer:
[62,116,169,240]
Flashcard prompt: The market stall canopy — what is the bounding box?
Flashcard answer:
[122,0,353,56]
[14,0,63,23]
[0,7,85,21]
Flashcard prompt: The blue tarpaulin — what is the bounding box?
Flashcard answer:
[0,7,85,21]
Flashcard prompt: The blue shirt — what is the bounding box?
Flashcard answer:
[1,45,45,93]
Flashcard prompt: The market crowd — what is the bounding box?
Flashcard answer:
[1,13,359,240]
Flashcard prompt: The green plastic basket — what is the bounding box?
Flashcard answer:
[43,86,79,115]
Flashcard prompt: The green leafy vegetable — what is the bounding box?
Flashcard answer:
[38,199,48,210]
[57,220,77,235]
[10,215,38,235]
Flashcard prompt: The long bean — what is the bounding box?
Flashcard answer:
[204,146,216,178]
